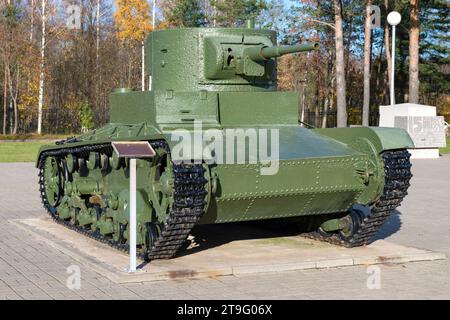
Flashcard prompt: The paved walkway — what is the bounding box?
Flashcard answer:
[0,158,449,300]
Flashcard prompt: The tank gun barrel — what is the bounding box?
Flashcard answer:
[244,43,319,62]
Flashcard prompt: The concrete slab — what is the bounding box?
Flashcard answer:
[10,217,446,284]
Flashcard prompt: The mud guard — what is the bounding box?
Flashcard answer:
[313,127,414,154]
[35,123,166,167]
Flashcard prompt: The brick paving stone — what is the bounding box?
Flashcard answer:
[1,159,450,299]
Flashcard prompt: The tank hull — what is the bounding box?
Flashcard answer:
[37,123,412,223]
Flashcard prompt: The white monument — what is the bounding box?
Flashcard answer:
[379,103,447,159]
[378,12,447,159]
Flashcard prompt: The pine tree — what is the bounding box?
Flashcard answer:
[408,0,420,103]
[211,0,266,27]
[362,0,372,126]
[162,0,205,27]
[333,0,347,127]
[418,0,449,110]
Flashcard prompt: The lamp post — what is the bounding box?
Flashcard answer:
[387,11,401,106]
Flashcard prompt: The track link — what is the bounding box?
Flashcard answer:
[304,149,412,247]
[38,140,207,261]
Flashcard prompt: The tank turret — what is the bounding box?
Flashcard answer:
[145,28,318,92]
[207,42,319,78]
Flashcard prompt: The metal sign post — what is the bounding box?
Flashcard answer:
[112,141,156,273]
[129,158,137,272]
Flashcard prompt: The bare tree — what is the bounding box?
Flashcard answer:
[94,0,103,116]
[2,63,6,135]
[37,0,46,134]
[30,0,34,42]
[362,0,372,126]
[96,0,100,88]
[333,0,347,127]
[5,61,19,134]
[409,0,420,103]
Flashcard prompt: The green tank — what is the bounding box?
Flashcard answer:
[37,27,414,261]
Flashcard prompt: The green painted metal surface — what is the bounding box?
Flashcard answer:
[37,27,414,232]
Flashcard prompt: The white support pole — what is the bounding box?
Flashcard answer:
[141,42,145,91]
[128,158,137,273]
[149,0,156,91]
[390,25,396,106]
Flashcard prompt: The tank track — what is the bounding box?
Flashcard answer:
[38,140,207,261]
[304,150,412,247]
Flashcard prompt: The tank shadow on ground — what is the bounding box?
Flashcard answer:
[138,211,403,267]
[172,210,403,259]
[138,221,295,268]
[373,209,402,241]
[174,222,300,259]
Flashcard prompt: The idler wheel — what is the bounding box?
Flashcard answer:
[316,208,366,240]
[338,208,365,241]
[317,225,334,238]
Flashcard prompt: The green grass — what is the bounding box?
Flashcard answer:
[440,139,450,154]
[0,142,49,162]
[0,134,71,141]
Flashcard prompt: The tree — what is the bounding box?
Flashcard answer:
[96,0,100,94]
[0,0,447,133]
[409,0,420,103]
[30,0,34,41]
[78,102,94,133]
[333,0,347,127]
[384,0,392,105]
[114,0,152,89]
[37,0,45,134]
[1,0,27,135]
[162,0,205,27]
[362,0,372,126]
[211,0,266,27]
[416,0,448,115]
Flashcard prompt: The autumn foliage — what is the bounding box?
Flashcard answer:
[0,0,448,135]
[114,0,153,42]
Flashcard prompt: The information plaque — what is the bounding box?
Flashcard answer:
[112,141,156,158]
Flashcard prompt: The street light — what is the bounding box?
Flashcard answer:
[387,11,401,106]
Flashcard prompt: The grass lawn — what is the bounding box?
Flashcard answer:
[0,141,49,162]
[0,133,69,141]
[440,139,450,154]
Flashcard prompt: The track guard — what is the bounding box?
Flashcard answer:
[313,127,414,154]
